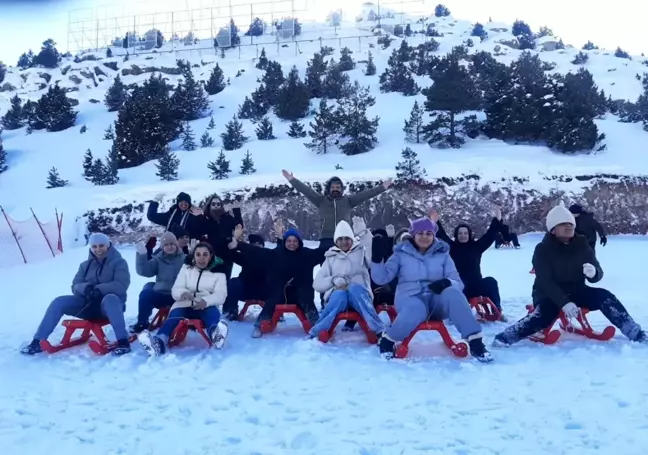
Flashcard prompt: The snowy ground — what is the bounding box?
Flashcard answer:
[2,234,648,455]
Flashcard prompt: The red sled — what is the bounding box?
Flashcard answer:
[40,319,136,355]
[168,319,212,347]
[375,304,398,323]
[394,320,469,359]
[318,311,379,344]
[469,296,501,322]
[259,304,312,334]
[238,300,264,321]
[149,307,170,331]
[524,305,615,344]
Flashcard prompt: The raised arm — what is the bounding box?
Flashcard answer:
[347,179,392,208]
[352,216,373,266]
[146,201,170,226]
[135,250,159,278]
[475,216,502,253]
[371,252,401,286]
[429,209,453,245]
[282,170,324,206]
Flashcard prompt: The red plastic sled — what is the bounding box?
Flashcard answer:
[238,300,264,321]
[394,321,469,359]
[469,296,501,322]
[318,311,379,344]
[259,304,312,334]
[168,319,212,347]
[40,319,136,355]
[375,304,397,323]
[149,307,170,331]
[524,304,615,344]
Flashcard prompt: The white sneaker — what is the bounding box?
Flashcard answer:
[210,320,229,349]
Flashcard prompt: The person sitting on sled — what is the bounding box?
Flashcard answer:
[371,218,493,362]
[310,218,386,339]
[431,207,506,321]
[228,220,329,338]
[20,233,132,356]
[495,222,521,249]
[130,232,186,334]
[138,242,230,355]
[493,204,647,347]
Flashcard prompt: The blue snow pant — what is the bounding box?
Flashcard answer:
[137,285,175,325]
[309,283,386,336]
[34,294,129,341]
[223,277,265,316]
[156,306,221,344]
[386,287,482,342]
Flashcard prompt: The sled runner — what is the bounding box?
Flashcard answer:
[469,296,501,322]
[168,319,212,347]
[525,305,615,344]
[318,311,379,344]
[149,307,170,331]
[238,300,264,321]
[259,304,312,334]
[496,242,513,248]
[394,321,469,359]
[375,304,397,323]
[40,319,136,355]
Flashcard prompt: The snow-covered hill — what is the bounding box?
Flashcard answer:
[1,6,648,242]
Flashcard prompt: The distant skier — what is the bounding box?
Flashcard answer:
[568,204,607,252]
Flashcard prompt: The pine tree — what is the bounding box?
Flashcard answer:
[338,47,356,71]
[207,116,216,130]
[34,38,60,68]
[403,101,424,143]
[82,148,94,180]
[181,122,197,150]
[0,133,6,174]
[34,84,78,132]
[395,147,426,182]
[255,117,276,140]
[434,4,451,17]
[172,63,210,121]
[103,144,120,184]
[365,51,376,76]
[200,131,215,147]
[155,145,180,181]
[471,23,487,40]
[422,53,481,148]
[405,24,413,37]
[379,45,419,95]
[220,116,248,150]
[205,63,226,95]
[305,52,328,98]
[262,61,285,105]
[305,99,338,154]
[322,59,351,99]
[239,150,256,175]
[103,124,114,140]
[1,95,24,130]
[238,85,270,121]
[46,167,69,188]
[207,149,231,179]
[256,48,269,70]
[104,74,127,112]
[89,158,107,185]
[287,121,306,138]
[106,48,113,58]
[274,66,311,121]
[335,82,380,155]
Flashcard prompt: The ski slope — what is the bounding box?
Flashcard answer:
[2,234,648,455]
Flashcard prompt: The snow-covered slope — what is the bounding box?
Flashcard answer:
[1,8,648,237]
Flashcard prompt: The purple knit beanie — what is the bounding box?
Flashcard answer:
[408,217,438,236]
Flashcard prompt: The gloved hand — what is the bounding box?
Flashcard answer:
[428,278,451,294]
[332,276,348,287]
[371,237,384,263]
[582,263,596,279]
[84,284,95,302]
[562,302,580,319]
[600,236,607,246]
[90,287,103,304]
[145,235,157,251]
[385,224,395,237]
[136,241,148,255]
[352,216,367,236]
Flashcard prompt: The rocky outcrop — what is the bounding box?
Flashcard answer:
[120,64,183,76]
[78,174,648,244]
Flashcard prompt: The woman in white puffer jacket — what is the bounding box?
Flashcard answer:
[310,217,386,338]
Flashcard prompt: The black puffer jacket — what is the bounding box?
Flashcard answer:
[575,212,606,245]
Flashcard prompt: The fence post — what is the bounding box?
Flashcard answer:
[56,209,64,253]
[0,205,27,264]
[31,207,56,258]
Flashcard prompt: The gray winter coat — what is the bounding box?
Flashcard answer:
[136,249,186,293]
[72,245,130,302]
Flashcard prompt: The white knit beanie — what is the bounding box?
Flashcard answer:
[333,221,355,242]
[546,205,576,232]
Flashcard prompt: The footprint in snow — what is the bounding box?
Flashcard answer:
[290,431,318,450]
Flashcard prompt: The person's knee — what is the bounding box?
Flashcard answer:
[101,294,124,309]
[440,286,465,300]
[482,276,498,288]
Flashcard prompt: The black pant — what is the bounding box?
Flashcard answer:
[498,286,642,343]
[256,284,319,327]
[463,276,501,310]
[589,241,596,253]
[496,233,520,248]
[222,277,265,316]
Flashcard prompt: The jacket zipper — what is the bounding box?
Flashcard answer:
[192,269,205,306]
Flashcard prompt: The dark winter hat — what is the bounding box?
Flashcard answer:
[176,192,192,205]
[568,204,583,214]
[409,218,438,236]
[169,224,189,239]
[372,228,389,238]
[325,176,345,194]
[283,228,302,241]
[248,234,265,245]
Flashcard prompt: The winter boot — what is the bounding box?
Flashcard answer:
[129,322,149,334]
[492,332,513,348]
[634,331,648,344]
[210,320,230,349]
[378,334,395,359]
[467,336,494,363]
[251,326,263,338]
[20,339,43,356]
[342,320,356,332]
[112,339,131,356]
[138,331,166,356]
[223,309,239,322]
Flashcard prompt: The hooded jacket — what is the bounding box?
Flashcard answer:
[72,245,130,302]
[313,221,373,300]
[146,192,201,239]
[170,258,227,310]
[574,212,606,244]
[198,205,243,261]
[287,177,386,239]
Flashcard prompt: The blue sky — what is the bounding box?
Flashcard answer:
[0,0,645,65]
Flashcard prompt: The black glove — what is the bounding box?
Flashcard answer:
[600,236,607,246]
[84,284,95,302]
[89,287,103,305]
[371,237,384,263]
[428,278,451,294]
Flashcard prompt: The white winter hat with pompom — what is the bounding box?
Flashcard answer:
[546,204,576,232]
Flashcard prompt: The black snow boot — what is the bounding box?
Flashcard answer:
[112,339,131,356]
[468,336,494,363]
[20,339,43,356]
[378,335,395,359]
[129,322,149,334]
